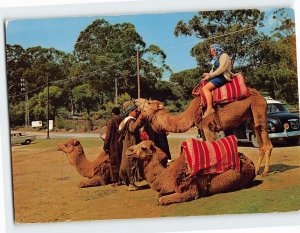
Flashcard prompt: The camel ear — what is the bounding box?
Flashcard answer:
[149,143,156,153]
[73,140,80,146]
[157,103,164,110]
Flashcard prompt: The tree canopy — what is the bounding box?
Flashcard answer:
[6,9,298,128]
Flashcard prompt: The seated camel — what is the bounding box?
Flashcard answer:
[57,139,111,188]
[126,140,256,205]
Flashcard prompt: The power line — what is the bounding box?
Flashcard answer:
[204,26,257,42]
[8,55,136,98]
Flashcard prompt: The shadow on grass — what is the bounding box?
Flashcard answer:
[246,179,263,189]
[259,163,300,174]
[137,184,151,190]
[238,141,299,148]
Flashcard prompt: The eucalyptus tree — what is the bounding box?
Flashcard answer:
[6,44,72,125]
[6,44,31,104]
[174,10,265,69]
[169,68,201,100]
[74,19,171,105]
[246,8,297,104]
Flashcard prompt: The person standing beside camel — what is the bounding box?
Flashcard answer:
[142,122,172,163]
[202,44,233,118]
[103,107,123,186]
[118,102,144,191]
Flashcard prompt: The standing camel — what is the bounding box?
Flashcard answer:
[134,88,273,176]
[126,140,255,205]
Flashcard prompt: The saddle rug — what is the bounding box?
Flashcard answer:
[181,135,240,175]
[192,73,251,107]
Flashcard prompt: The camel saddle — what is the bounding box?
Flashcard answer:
[181,135,240,175]
[192,73,251,108]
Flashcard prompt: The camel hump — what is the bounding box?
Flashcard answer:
[94,151,110,165]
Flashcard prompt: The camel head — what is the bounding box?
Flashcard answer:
[134,98,164,119]
[57,139,84,166]
[126,140,156,161]
[126,140,167,164]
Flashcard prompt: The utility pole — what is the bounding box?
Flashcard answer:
[21,78,29,127]
[136,47,140,98]
[115,77,118,106]
[114,77,123,107]
[25,81,29,127]
[46,74,50,139]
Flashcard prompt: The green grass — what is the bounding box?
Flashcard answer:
[169,185,300,217]
[27,138,104,150]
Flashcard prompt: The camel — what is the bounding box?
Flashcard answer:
[126,140,256,205]
[134,88,273,176]
[57,139,111,188]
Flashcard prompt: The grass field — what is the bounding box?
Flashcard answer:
[11,134,300,223]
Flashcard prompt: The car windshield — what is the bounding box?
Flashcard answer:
[267,103,289,113]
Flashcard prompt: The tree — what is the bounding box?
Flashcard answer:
[169,68,201,100]
[72,84,95,115]
[6,44,31,104]
[246,9,297,104]
[174,10,265,69]
[174,9,298,105]
[74,19,171,102]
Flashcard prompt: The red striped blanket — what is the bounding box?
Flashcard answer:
[181,135,240,175]
[192,73,251,107]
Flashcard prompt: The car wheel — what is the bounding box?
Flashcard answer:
[251,134,259,148]
[25,139,31,145]
[285,137,299,146]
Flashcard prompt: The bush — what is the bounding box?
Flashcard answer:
[55,116,65,129]
[64,121,74,131]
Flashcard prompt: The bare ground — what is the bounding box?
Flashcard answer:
[11,129,300,223]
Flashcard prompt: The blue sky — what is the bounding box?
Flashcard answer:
[5,8,294,79]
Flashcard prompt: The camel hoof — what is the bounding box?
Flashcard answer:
[78,182,86,188]
[261,172,268,177]
[158,197,164,206]
[127,184,139,191]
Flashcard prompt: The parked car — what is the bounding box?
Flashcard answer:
[226,97,300,147]
[11,132,36,145]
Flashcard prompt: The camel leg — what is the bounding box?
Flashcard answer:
[202,127,217,142]
[209,162,255,194]
[251,99,273,176]
[253,126,273,176]
[260,130,273,176]
[253,128,264,175]
[158,184,199,205]
[79,176,104,188]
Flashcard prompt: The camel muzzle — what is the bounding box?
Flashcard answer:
[57,144,65,152]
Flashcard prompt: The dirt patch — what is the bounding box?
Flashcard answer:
[11,135,300,223]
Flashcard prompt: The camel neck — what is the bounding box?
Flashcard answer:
[151,96,202,133]
[143,150,175,194]
[72,149,94,178]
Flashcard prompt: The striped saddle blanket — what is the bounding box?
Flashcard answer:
[192,73,251,107]
[181,135,240,175]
